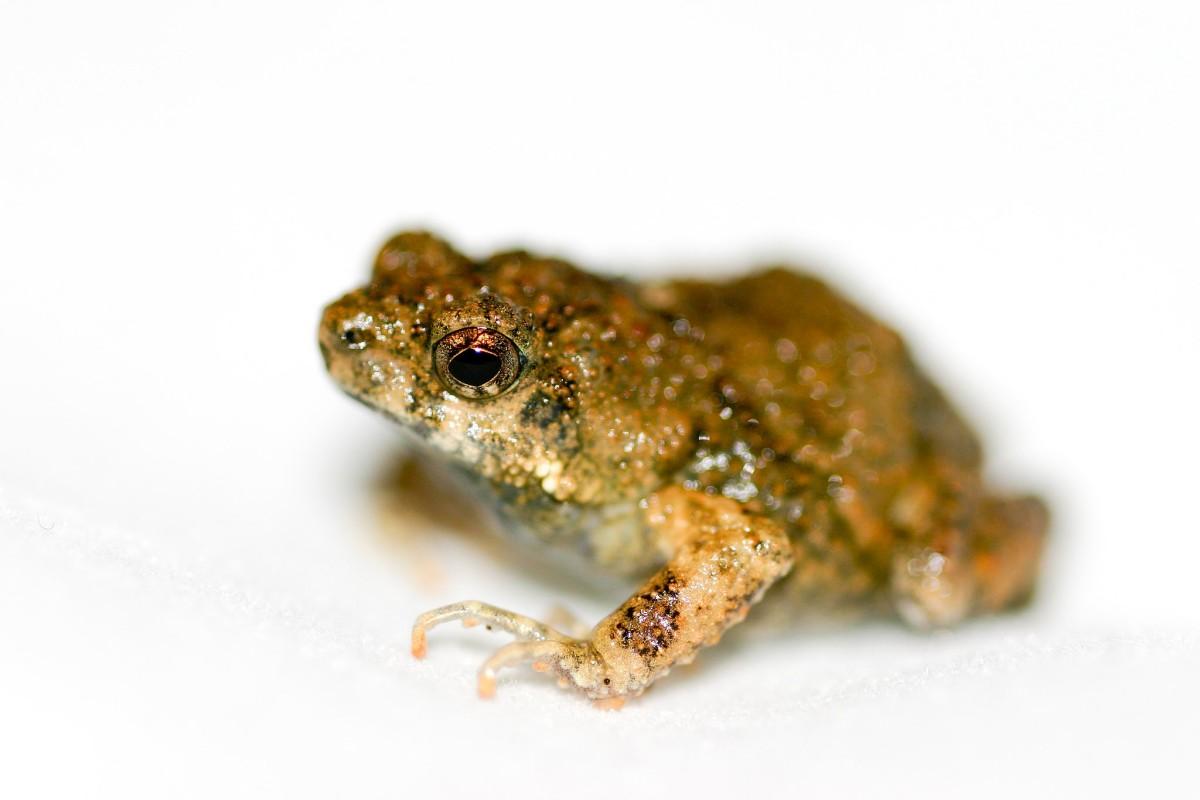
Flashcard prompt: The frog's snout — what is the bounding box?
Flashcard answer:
[317,304,343,365]
[318,298,373,378]
[320,298,369,354]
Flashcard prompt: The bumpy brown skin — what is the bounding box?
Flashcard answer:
[319,232,1049,703]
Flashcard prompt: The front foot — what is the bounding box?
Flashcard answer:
[411,489,794,706]
[412,600,620,702]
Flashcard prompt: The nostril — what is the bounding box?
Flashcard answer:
[320,302,375,352]
[341,327,367,349]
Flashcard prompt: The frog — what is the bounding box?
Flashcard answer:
[318,231,1049,707]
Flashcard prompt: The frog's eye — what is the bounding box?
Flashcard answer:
[433,326,524,399]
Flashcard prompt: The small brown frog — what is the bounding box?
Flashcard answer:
[318,232,1048,706]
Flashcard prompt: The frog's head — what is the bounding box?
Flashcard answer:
[323,231,697,508]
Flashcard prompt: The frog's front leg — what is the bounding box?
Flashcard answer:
[412,487,794,703]
[411,600,576,660]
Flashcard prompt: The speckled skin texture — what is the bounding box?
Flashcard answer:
[318,232,1049,703]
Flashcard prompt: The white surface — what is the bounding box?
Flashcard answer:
[2,1,1198,798]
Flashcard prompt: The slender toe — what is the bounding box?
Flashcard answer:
[411,626,428,659]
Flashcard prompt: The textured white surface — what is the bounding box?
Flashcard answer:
[2,2,1199,798]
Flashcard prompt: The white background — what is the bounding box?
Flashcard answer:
[2,1,1198,797]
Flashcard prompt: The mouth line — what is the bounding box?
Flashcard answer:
[336,383,439,441]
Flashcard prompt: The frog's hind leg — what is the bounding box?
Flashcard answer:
[969,494,1050,614]
[889,492,1049,628]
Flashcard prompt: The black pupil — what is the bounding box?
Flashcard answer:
[448,347,502,386]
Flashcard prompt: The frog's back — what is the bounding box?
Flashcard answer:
[642,268,987,610]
